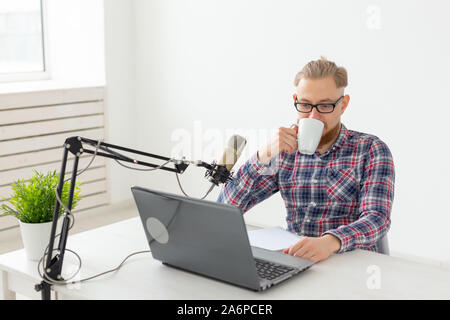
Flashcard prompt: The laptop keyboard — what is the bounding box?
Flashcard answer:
[254,258,295,281]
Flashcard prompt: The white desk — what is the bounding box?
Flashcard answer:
[1,217,449,300]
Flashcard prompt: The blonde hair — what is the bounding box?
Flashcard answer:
[293,56,348,89]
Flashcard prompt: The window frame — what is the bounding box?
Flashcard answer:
[0,0,50,83]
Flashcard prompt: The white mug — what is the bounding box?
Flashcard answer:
[296,118,324,155]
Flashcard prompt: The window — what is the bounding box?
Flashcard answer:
[0,0,48,82]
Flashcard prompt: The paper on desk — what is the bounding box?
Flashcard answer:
[248,226,302,251]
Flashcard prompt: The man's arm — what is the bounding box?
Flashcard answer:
[217,152,281,213]
[218,125,298,212]
[322,140,395,253]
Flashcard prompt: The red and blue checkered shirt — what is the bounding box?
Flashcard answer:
[217,123,395,253]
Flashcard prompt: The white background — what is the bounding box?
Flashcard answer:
[103,0,450,263]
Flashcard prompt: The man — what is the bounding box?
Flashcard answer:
[217,57,395,263]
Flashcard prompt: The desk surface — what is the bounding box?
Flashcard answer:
[1,217,450,300]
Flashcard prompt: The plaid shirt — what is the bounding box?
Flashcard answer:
[217,123,395,253]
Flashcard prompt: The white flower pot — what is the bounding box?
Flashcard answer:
[19,219,63,261]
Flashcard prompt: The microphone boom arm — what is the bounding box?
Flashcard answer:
[34,136,195,300]
[74,137,189,173]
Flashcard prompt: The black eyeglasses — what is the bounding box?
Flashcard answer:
[294,96,344,114]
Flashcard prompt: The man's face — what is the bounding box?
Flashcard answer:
[295,76,349,140]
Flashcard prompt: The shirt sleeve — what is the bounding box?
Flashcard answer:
[216,152,281,213]
[322,140,395,253]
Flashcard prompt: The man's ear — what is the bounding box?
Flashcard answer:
[340,94,350,115]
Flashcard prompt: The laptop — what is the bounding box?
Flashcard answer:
[131,185,314,291]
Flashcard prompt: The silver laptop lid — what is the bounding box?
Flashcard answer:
[131,185,261,290]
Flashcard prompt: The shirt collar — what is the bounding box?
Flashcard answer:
[332,123,349,150]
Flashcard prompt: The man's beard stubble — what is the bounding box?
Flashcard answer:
[318,122,342,149]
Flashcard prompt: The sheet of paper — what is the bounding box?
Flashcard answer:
[248,226,302,251]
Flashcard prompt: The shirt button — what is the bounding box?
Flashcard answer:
[306,219,311,223]
[312,179,319,184]
[310,202,316,207]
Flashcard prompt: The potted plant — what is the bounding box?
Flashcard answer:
[0,170,82,261]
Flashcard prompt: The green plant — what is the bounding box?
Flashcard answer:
[0,170,82,223]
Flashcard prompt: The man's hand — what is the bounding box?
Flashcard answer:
[257,125,299,164]
[282,234,341,263]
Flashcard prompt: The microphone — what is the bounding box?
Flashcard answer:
[218,134,247,171]
[205,135,247,185]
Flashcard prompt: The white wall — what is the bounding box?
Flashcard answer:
[45,0,137,205]
[46,0,105,84]
[105,0,450,262]
[104,0,139,203]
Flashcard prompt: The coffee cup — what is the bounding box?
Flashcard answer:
[295,118,324,155]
